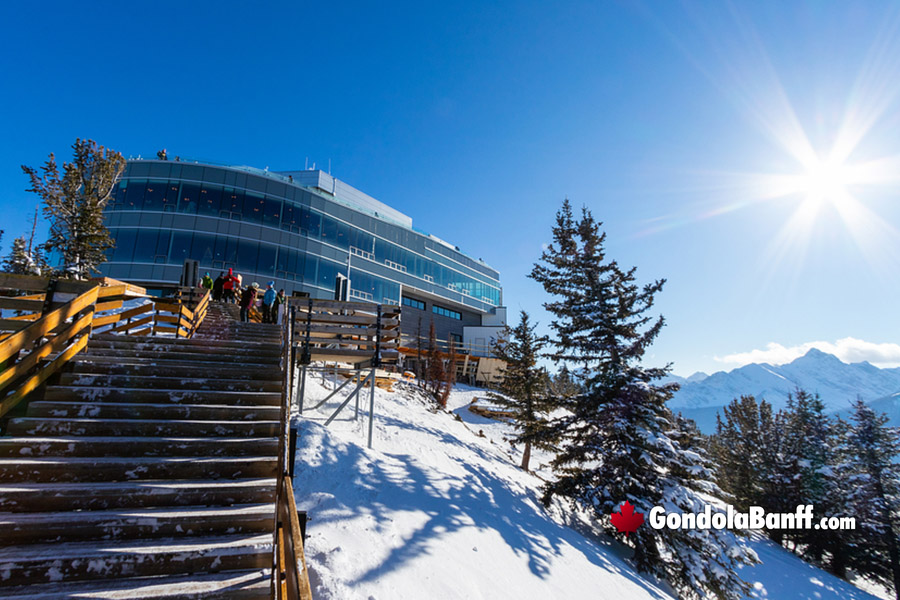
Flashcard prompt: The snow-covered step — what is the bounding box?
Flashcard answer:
[0,456,277,483]
[68,360,281,380]
[89,334,281,353]
[0,436,278,458]
[42,387,281,406]
[0,533,272,587]
[79,347,280,365]
[0,479,276,512]
[5,417,280,438]
[27,401,280,420]
[58,374,282,393]
[0,568,270,600]
[0,504,273,544]
[74,352,280,369]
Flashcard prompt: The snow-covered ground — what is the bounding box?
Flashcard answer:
[291,373,885,600]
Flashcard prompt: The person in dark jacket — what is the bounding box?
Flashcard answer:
[212,272,225,302]
[273,289,286,325]
[239,282,259,322]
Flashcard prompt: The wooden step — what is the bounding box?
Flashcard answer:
[0,533,272,586]
[0,456,278,483]
[69,360,281,380]
[6,417,280,438]
[0,479,276,512]
[71,354,281,371]
[0,504,273,544]
[58,374,282,393]
[27,401,280,420]
[0,568,270,599]
[79,348,280,365]
[41,387,281,406]
[89,334,281,353]
[0,436,278,457]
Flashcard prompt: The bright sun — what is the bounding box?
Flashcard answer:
[800,156,850,205]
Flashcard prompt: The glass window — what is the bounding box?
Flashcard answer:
[318,259,341,289]
[246,174,267,193]
[214,236,237,267]
[142,181,166,212]
[433,304,462,320]
[335,221,350,250]
[162,183,180,212]
[169,231,193,264]
[402,296,425,310]
[197,185,223,217]
[110,181,127,210]
[303,255,318,284]
[123,179,146,210]
[133,229,170,263]
[262,197,282,227]
[178,183,200,214]
[301,208,320,238]
[321,216,338,243]
[257,243,277,276]
[222,188,243,218]
[109,228,137,262]
[236,239,259,272]
[281,202,299,232]
[192,233,216,266]
[244,192,265,224]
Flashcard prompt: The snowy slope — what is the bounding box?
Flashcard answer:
[291,373,884,600]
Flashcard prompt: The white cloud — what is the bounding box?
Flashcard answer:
[714,338,900,369]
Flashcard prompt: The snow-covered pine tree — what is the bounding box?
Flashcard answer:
[531,200,756,599]
[489,310,553,471]
[2,236,41,275]
[22,139,125,280]
[841,399,900,597]
[710,395,769,512]
[778,389,838,565]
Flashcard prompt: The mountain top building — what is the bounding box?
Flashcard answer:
[100,157,507,362]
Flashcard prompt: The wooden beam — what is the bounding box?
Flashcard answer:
[0,286,99,364]
[0,274,49,292]
[0,311,93,391]
[94,300,123,312]
[0,320,31,333]
[0,332,89,418]
[291,313,401,328]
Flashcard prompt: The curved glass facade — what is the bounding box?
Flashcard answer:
[100,160,502,316]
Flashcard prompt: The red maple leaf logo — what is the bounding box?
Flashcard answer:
[611,501,644,536]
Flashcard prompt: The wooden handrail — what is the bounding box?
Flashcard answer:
[0,284,99,418]
[273,305,313,599]
[0,279,211,421]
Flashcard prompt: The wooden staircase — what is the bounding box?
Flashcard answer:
[0,302,284,598]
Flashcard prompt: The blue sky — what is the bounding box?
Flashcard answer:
[3,1,900,376]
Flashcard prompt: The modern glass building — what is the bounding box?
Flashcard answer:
[100,158,506,352]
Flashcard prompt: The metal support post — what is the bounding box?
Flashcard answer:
[367,367,376,449]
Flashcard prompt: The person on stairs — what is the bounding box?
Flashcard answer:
[212,272,225,302]
[201,272,214,294]
[274,288,286,325]
[222,268,237,304]
[240,282,259,322]
[262,281,276,323]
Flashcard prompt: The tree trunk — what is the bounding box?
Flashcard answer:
[520,441,532,471]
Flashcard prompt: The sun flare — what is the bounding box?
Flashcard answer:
[799,156,850,205]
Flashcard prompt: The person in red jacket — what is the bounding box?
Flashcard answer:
[222,268,237,304]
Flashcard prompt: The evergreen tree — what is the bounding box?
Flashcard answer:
[531,200,756,599]
[710,396,769,512]
[841,399,900,597]
[489,310,552,471]
[22,139,125,280]
[425,320,445,401]
[2,236,41,275]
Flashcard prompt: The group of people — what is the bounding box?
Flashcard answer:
[201,268,286,323]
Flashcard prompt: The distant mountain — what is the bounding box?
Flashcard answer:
[834,391,900,429]
[668,349,900,433]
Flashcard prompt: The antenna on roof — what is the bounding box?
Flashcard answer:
[305,157,309,170]
[328,159,331,175]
